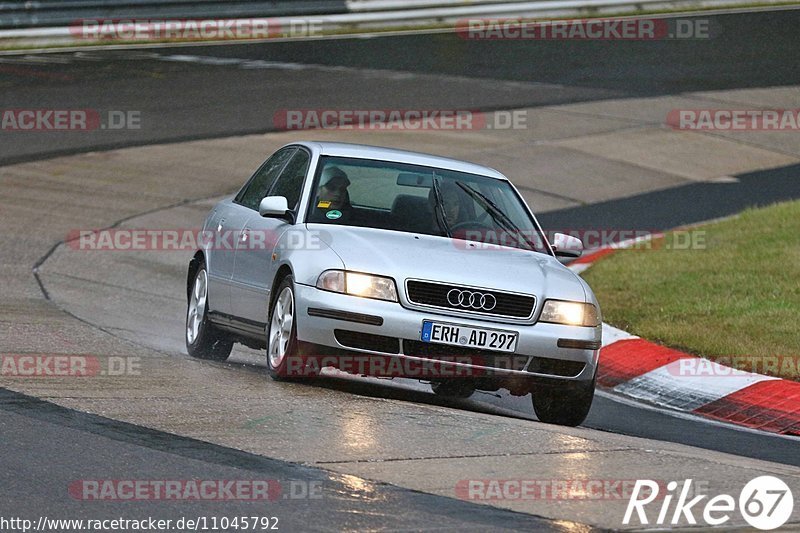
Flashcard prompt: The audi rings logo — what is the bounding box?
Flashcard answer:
[447,289,497,311]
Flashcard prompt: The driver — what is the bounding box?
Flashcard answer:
[316,166,351,211]
[428,180,470,233]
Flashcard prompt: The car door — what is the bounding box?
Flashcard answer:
[231,147,312,324]
[210,147,296,317]
[203,199,253,316]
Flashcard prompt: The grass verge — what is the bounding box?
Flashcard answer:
[582,200,800,379]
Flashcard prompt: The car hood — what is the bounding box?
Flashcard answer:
[309,224,586,302]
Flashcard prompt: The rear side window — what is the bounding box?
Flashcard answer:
[268,149,311,210]
[236,147,296,210]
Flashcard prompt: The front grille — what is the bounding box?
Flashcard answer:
[405,280,535,319]
[334,330,399,354]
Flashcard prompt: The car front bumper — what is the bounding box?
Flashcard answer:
[293,283,600,383]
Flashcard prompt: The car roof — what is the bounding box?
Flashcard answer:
[294,141,508,181]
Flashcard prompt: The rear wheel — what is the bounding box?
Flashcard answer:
[186,264,233,361]
[531,378,595,427]
[266,276,301,381]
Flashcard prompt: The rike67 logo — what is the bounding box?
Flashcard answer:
[624,476,794,530]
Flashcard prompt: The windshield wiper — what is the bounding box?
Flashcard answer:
[431,173,452,238]
[455,181,536,251]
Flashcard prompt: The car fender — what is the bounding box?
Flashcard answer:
[273,226,345,287]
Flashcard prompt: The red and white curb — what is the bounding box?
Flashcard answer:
[568,247,800,437]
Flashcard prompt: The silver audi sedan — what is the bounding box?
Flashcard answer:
[185,141,601,426]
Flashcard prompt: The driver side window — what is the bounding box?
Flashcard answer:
[236,147,297,210]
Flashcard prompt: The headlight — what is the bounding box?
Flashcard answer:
[316,270,398,302]
[539,300,600,327]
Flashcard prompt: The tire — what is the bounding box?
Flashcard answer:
[266,275,301,381]
[531,377,595,427]
[186,263,233,361]
[431,380,475,399]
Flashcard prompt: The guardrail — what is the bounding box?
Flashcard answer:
[0,0,795,48]
[0,1,349,30]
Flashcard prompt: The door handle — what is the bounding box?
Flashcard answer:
[217,218,225,233]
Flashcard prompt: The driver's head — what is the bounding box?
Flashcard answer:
[429,180,462,222]
[318,166,351,209]
[443,193,461,222]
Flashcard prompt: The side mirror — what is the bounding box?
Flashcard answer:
[259,196,290,218]
[552,232,583,258]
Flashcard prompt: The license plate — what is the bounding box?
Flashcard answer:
[421,320,518,353]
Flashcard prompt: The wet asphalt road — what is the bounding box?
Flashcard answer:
[0,388,573,532]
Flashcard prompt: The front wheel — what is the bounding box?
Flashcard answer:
[266,276,301,381]
[186,264,233,361]
[531,378,595,427]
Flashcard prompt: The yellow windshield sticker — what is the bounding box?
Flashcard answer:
[317,201,331,208]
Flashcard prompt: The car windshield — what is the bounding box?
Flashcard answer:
[306,156,550,254]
